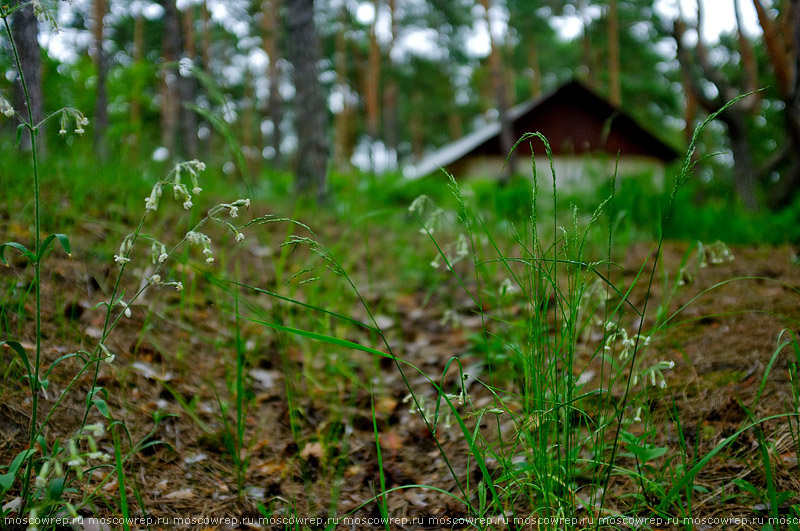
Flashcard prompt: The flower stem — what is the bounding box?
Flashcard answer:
[3,8,42,516]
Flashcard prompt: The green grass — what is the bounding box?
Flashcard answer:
[2,27,800,528]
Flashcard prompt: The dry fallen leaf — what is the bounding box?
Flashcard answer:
[164,488,195,500]
[84,326,103,339]
[250,368,281,390]
[300,441,323,460]
[380,431,403,455]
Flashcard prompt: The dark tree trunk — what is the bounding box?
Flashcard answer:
[11,1,45,157]
[160,0,181,157]
[766,0,800,208]
[179,5,198,158]
[93,0,109,159]
[285,0,329,203]
[160,0,197,159]
[480,0,516,178]
[607,0,621,106]
[263,0,284,168]
[720,108,760,210]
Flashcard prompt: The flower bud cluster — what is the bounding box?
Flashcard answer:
[58,108,89,136]
[0,96,14,117]
[186,230,216,264]
[603,323,651,362]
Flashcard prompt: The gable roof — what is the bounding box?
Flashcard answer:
[405,80,680,179]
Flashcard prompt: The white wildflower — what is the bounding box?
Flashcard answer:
[59,128,67,136]
[456,233,469,258]
[74,127,84,135]
[83,423,105,438]
[235,232,245,242]
[0,97,14,117]
[114,255,130,265]
[149,274,162,284]
[229,206,239,218]
[35,462,49,487]
[173,282,184,292]
[186,231,203,244]
[28,508,40,531]
[145,182,162,211]
[183,200,193,210]
[124,306,131,318]
[99,343,115,364]
[205,256,215,264]
[192,186,202,195]
[158,253,168,264]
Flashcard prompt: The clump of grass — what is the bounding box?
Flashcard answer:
[0,4,258,522]
[215,92,797,530]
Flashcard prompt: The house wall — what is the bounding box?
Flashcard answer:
[450,154,666,192]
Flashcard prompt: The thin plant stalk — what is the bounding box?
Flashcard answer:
[3,7,43,515]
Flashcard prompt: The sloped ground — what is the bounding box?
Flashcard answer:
[2,216,799,530]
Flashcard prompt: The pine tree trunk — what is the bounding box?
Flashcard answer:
[333,7,351,170]
[528,40,542,98]
[580,0,596,86]
[160,0,197,159]
[11,1,45,157]
[481,0,516,178]
[179,4,198,158]
[410,91,424,159]
[130,10,144,128]
[607,0,621,106]
[285,0,329,202]
[382,0,398,170]
[93,0,109,159]
[160,0,181,158]
[128,8,145,160]
[201,1,211,72]
[263,0,284,168]
[722,109,760,210]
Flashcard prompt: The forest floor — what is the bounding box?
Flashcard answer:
[2,211,800,530]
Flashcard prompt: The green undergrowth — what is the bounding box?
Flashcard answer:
[2,40,800,530]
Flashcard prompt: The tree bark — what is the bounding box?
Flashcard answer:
[333,6,352,170]
[674,13,762,210]
[480,0,516,178]
[11,1,45,157]
[262,0,284,168]
[527,39,542,98]
[285,0,329,203]
[721,108,760,210]
[607,0,621,106]
[201,1,211,73]
[130,8,144,128]
[178,4,198,158]
[160,0,181,158]
[766,0,800,207]
[92,0,109,159]
[160,0,197,159]
[382,0,398,170]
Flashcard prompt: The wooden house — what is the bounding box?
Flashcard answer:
[405,80,680,190]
